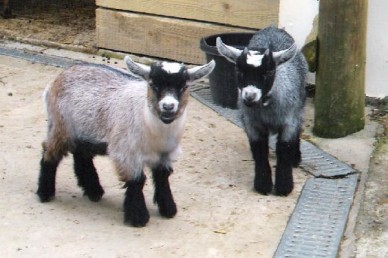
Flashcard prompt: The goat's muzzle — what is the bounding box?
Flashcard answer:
[160,111,177,124]
[158,95,179,124]
[241,86,262,107]
[243,99,256,107]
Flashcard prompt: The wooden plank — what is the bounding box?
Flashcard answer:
[96,0,279,29]
[96,8,255,64]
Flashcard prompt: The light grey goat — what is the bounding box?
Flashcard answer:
[37,57,215,227]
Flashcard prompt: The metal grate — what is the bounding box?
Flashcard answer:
[274,175,358,258]
[300,141,356,178]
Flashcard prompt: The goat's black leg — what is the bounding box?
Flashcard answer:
[292,137,302,168]
[123,174,149,227]
[73,148,104,202]
[250,135,273,195]
[37,155,62,202]
[275,139,295,196]
[152,165,177,218]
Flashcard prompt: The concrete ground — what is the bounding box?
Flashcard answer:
[0,41,386,258]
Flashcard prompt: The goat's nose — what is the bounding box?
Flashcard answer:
[244,93,256,102]
[163,103,175,111]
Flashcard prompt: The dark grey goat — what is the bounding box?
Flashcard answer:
[217,26,307,196]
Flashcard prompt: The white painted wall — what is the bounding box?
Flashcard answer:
[278,0,319,48]
[278,0,319,85]
[365,0,388,98]
[278,0,388,98]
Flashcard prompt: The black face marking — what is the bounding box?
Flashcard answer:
[147,63,191,124]
[149,64,189,100]
[235,50,277,97]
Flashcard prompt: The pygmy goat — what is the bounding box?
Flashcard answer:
[37,57,215,226]
[216,26,307,196]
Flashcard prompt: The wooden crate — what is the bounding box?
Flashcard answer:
[96,1,279,64]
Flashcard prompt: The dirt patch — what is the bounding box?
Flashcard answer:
[353,106,388,257]
[0,0,96,50]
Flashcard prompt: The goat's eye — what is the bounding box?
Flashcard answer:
[263,70,275,81]
[180,84,188,93]
[267,70,275,77]
[150,83,159,92]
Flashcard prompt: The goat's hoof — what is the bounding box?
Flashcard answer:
[84,188,104,202]
[254,185,273,195]
[254,181,273,195]
[158,202,177,218]
[124,209,150,227]
[155,194,177,218]
[37,194,55,203]
[37,189,55,202]
[275,184,294,196]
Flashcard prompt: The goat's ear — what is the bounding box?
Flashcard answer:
[124,56,151,80]
[187,60,216,82]
[272,43,297,65]
[216,37,242,64]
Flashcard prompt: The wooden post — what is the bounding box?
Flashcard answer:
[313,0,368,138]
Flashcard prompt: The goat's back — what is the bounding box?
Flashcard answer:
[45,64,147,143]
[248,26,294,51]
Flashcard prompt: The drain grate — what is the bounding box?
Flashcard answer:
[273,175,358,258]
[300,141,356,178]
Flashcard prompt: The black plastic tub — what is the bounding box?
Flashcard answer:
[200,32,254,109]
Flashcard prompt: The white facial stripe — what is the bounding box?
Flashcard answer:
[246,51,264,67]
[161,62,183,74]
[159,95,179,112]
[242,85,262,102]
